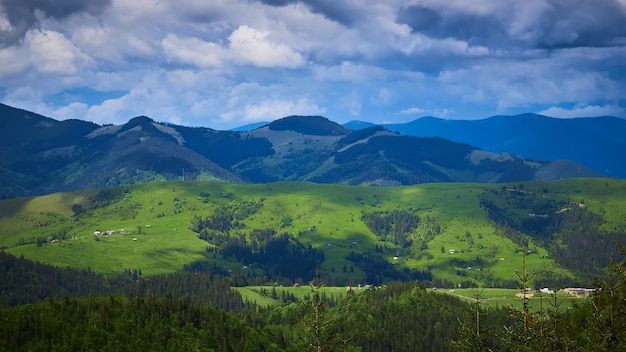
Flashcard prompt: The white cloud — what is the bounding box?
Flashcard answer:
[2,86,43,107]
[438,56,624,112]
[228,25,305,68]
[28,30,94,75]
[397,33,490,57]
[0,10,12,31]
[0,29,92,78]
[0,0,624,129]
[110,0,170,26]
[52,102,89,120]
[162,34,224,68]
[400,106,454,117]
[400,107,426,115]
[0,46,30,78]
[538,104,626,118]
[242,97,325,121]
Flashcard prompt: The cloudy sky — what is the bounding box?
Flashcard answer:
[1,0,625,129]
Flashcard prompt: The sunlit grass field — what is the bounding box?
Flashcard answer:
[234,285,588,312]
[233,285,357,307]
[1,178,624,287]
[436,287,589,312]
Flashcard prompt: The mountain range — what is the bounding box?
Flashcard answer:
[344,113,626,179]
[0,103,611,198]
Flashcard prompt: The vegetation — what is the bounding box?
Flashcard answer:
[3,241,626,351]
[4,105,626,350]
[2,178,626,350]
[2,179,626,288]
[0,253,469,351]
[2,104,602,198]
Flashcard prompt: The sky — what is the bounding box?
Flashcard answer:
[1,0,625,130]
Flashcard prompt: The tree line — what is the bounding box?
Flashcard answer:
[5,245,626,351]
[480,188,625,282]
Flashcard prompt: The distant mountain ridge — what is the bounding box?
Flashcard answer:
[344,113,626,178]
[268,115,351,135]
[0,103,603,198]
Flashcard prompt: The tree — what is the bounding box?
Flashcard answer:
[452,287,492,352]
[300,271,358,352]
[71,203,84,217]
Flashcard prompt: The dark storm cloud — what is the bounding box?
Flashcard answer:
[397,0,626,50]
[256,0,292,5]
[532,0,626,49]
[396,5,508,48]
[0,0,111,46]
[256,0,362,26]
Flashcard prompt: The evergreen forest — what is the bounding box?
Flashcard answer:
[2,179,626,350]
[3,244,626,351]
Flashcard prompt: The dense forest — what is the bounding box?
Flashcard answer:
[188,200,326,285]
[480,187,625,283]
[0,251,248,311]
[4,246,626,351]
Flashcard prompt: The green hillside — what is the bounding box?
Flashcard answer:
[1,179,625,287]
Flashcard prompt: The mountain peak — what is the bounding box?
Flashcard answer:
[119,116,156,133]
[269,115,351,136]
[127,115,155,124]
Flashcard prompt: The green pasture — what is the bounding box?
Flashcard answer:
[1,178,625,285]
[233,285,357,307]
[234,285,589,312]
[436,287,588,312]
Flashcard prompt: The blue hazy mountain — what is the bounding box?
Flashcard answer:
[0,104,603,198]
[345,113,626,178]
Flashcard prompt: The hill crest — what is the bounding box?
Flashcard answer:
[0,103,609,198]
[269,115,351,135]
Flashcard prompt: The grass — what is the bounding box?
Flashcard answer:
[235,285,588,312]
[436,287,589,312]
[233,285,358,307]
[1,178,625,286]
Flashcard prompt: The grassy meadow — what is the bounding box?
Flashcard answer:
[233,285,356,307]
[1,178,625,288]
[436,287,589,312]
[233,285,588,312]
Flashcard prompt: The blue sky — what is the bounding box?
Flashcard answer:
[1,0,625,130]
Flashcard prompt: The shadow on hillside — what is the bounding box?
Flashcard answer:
[0,197,28,220]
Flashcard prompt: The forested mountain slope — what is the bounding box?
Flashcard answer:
[2,178,625,288]
[1,104,600,198]
[349,113,626,178]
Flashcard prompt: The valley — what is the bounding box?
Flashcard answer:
[2,105,626,351]
[2,178,624,289]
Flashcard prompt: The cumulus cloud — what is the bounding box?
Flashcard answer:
[0,0,111,46]
[228,25,305,68]
[162,34,224,68]
[438,55,624,111]
[0,29,92,78]
[400,106,454,117]
[397,0,626,52]
[539,104,626,118]
[0,0,625,129]
[258,0,369,27]
[242,97,325,121]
